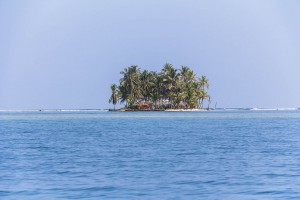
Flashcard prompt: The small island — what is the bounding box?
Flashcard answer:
[109,63,210,111]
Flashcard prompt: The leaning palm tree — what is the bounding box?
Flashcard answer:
[109,84,119,111]
[199,89,210,108]
[197,76,209,108]
[207,96,212,110]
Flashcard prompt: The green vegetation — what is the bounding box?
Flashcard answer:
[108,84,119,111]
[109,63,210,110]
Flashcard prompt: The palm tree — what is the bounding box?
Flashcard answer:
[198,75,209,108]
[199,89,210,108]
[199,75,209,90]
[180,66,197,108]
[119,65,141,108]
[180,66,195,83]
[140,70,155,102]
[162,63,179,108]
[155,72,165,109]
[207,96,212,110]
[109,84,119,111]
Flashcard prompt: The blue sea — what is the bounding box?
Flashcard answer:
[0,110,299,199]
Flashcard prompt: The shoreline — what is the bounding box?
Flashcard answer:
[109,108,209,112]
[0,108,299,112]
[109,107,300,112]
[165,108,207,112]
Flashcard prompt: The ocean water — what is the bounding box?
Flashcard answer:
[0,110,299,199]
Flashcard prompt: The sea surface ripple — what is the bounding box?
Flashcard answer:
[0,110,300,199]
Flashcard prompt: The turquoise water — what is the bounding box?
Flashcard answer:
[0,110,299,199]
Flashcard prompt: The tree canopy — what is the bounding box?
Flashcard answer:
[109,63,210,110]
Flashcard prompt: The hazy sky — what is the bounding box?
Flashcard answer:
[1,0,300,109]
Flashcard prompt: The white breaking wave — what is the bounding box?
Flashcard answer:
[0,109,109,112]
[0,110,38,112]
[251,108,299,111]
[277,108,299,110]
[57,109,108,112]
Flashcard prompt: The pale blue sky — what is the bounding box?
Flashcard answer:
[1,0,300,109]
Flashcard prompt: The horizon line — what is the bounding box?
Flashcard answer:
[0,107,299,112]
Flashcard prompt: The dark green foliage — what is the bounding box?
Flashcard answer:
[109,64,210,109]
